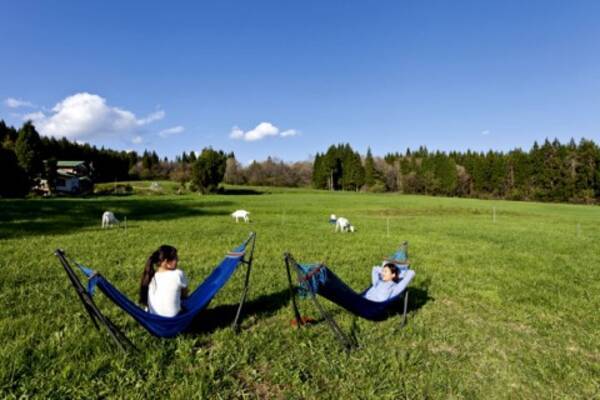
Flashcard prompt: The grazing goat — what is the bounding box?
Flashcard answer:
[101,211,120,228]
[335,217,355,233]
[231,210,250,223]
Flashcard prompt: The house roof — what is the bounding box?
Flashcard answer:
[57,161,86,167]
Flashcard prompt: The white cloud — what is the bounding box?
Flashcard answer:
[230,126,244,139]
[481,130,490,136]
[230,122,299,142]
[132,135,144,144]
[4,97,35,108]
[245,122,279,141]
[158,125,184,137]
[280,129,299,137]
[27,92,164,142]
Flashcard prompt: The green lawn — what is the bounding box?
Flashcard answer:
[1,188,599,399]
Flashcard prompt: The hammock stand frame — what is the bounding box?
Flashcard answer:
[55,232,256,353]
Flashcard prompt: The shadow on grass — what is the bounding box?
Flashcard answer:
[0,197,233,239]
[185,289,289,335]
[221,188,264,196]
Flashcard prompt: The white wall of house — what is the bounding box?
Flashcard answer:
[55,177,80,193]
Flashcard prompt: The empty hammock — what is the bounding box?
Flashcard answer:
[55,232,256,349]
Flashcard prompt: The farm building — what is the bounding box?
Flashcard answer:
[53,161,93,195]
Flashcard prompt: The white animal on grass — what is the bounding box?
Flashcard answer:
[335,217,355,233]
[231,210,250,223]
[101,211,120,228]
[329,214,337,224]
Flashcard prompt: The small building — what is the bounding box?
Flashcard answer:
[54,161,93,195]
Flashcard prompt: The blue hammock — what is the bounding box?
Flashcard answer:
[293,261,415,321]
[56,233,256,346]
[284,251,415,349]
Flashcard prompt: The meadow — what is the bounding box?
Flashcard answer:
[1,184,599,399]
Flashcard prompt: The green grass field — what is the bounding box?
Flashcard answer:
[1,187,599,399]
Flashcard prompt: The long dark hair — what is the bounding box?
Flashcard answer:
[383,263,401,283]
[139,245,178,306]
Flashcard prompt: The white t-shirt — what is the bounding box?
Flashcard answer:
[147,269,188,317]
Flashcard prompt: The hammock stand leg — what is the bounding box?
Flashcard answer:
[284,253,303,326]
[232,232,256,333]
[55,250,136,353]
[309,294,354,351]
[401,289,409,328]
[284,252,353,350]
[232,262,252,333]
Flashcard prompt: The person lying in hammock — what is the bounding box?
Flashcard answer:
[364,263,403,302]
[139,245,189,317]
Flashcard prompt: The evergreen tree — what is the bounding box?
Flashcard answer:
[433,152,457,195]
[507,148,531,199]
[191,148,227,193]
[364,147,377,187]
[312,153,328,189]
[342,150,365,190]
[14,121,43,181]
[575,139,600,200]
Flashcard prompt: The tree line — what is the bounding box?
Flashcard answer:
[312,140,600,204]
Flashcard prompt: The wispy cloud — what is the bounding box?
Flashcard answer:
[4,97,35,108]
[138,110,166,125]
[22,111,45,121]
[280,129,299,137]
[481,130,491,136]
[230,122,299,141]
[158,125,184,137]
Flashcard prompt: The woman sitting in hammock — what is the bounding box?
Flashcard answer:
[363,263,403,302]
[139,245,189,317]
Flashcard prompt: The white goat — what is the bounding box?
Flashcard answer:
[231,210,250,223]
[101,211,120,228]
[329,214,337,224]
[335,217,355,233]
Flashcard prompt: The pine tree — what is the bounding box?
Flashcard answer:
[14,121,43,180]
[364,147,377,187]
[434,152,457,195]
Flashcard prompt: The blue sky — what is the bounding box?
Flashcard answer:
[1,1,599,163]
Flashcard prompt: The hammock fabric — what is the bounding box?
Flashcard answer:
[56,233,256,348]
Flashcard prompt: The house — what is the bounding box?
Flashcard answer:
[54,161,93,195]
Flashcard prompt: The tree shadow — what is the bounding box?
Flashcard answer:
[221,188,264,196]
[0,198,233,239]
[185,289,290,335]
